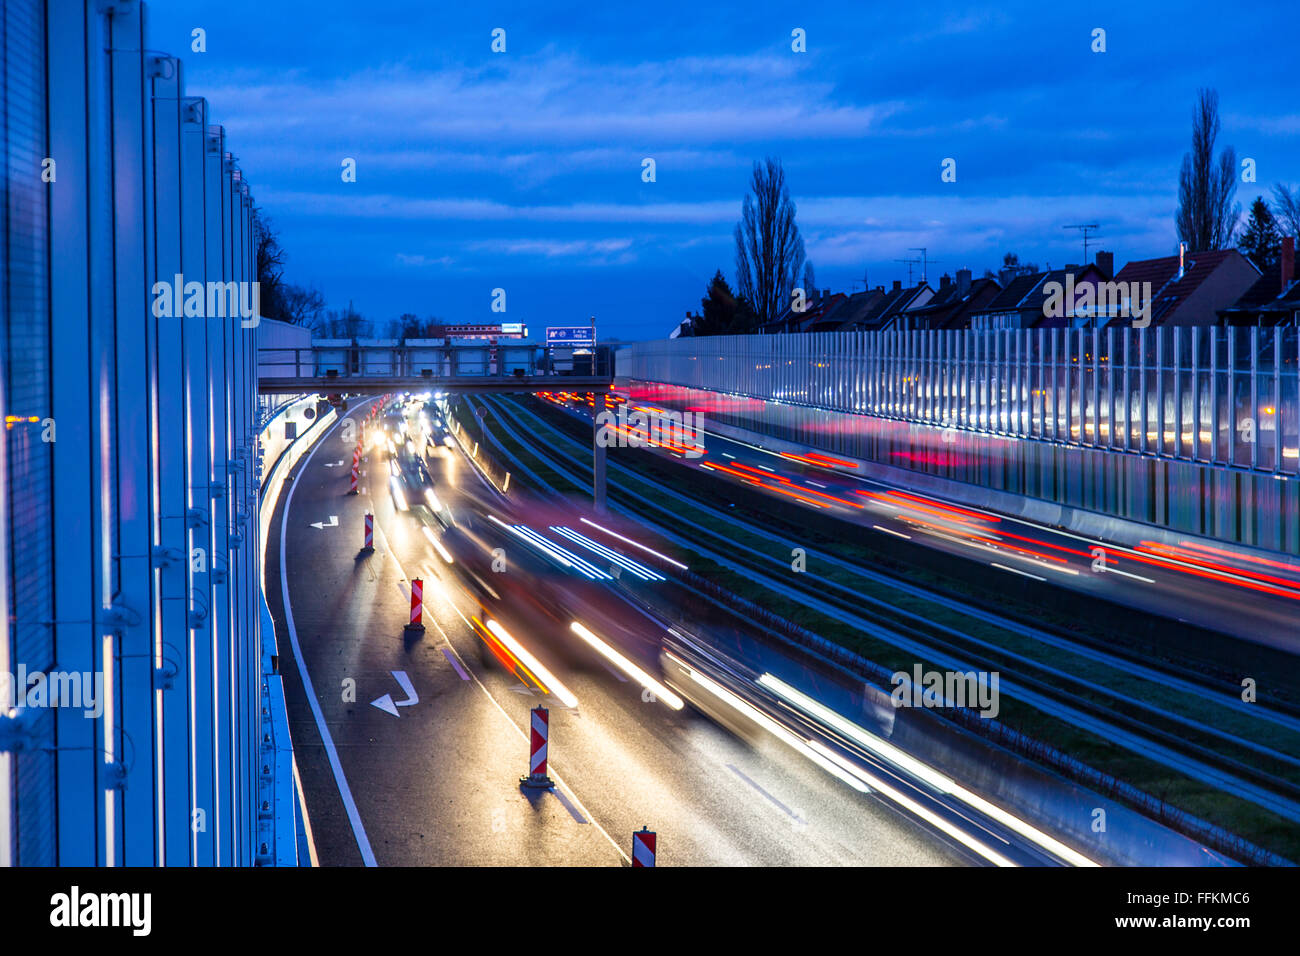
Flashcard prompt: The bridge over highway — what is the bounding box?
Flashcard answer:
[256,343,615,395]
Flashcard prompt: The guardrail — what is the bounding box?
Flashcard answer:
[254,395,339,866]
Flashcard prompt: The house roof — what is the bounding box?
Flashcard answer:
[902,277,1002,329]
[820,289,886,329]
[1026,266,1108,327]
[760,290,845,333]
[1113,248,1255,326]
[848,283,932,330]
[979,272,1045,312]
[1219,248,1300,314]
[970,265,1107,326]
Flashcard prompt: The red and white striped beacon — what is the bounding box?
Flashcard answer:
[362,513,374,551]
[520,706,554,789]
[405,577,425,632]
[632,827,656,867]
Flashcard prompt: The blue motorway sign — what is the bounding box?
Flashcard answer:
[546,326,596,345]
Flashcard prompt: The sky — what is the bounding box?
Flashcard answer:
[146,1,1299,341]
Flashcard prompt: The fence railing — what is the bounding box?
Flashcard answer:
[619,327,1300,476]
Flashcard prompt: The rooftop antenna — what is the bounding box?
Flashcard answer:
[894,257,921,286]
[908,247,941,284]
[1063,224,1101,264]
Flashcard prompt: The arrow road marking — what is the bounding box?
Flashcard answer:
[392,670,419,707]
[310,515,339,529]
[370,671,418,716]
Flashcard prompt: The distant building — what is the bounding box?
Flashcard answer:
[760,288,846,333]
[837,280,933,331]
[894,269,1002,330]
[969,264,1107,329]
[1217,236,1300,327]
[1111,248,1257,327]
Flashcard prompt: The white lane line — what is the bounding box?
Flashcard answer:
[370,514,631,865]
[551,787,589,824]
[280,406,379,867]
[872,524,912,540]
[442,647,471,681]
[601,661,629,683]
[292,756,321,867]
[991,562,1045,582]
[1106,567,1157,584]
[728,763,812,821]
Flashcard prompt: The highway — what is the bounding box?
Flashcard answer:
[536,390,1300,649]
[265,396,996,866]
[463,391,1300,856]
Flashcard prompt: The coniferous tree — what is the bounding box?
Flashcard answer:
[1238,196,1282,271]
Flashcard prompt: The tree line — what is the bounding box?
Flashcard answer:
[682,89,1299,338]
[252,215,446,339]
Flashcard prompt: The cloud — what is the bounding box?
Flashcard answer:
[465,237,634,258]
[191,53,911,150]
[1226,112,1300,136]
[395,253,455,267]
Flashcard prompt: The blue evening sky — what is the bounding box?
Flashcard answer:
[146,1,1298,340]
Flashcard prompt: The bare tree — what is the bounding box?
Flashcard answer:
[1176,89,1239,252]
[316,302,371,339]
[1271,183,1300,240]
[253,209,286,316]
[734,158,806,327]
[280,283,327,328]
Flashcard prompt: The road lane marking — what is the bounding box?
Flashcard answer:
[280,404,379,867]
[442,647,471,680]
[600,662,629,683]
[728,763,810,822]
[370,512,631,865]
[1105,567,1157,584]
[551,787,589,824]
[991,562,1045,582]
[292,756,321,867]
[872,524,912,540]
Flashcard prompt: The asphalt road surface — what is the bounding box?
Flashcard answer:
[266,397,969,866]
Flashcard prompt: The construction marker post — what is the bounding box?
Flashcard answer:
[405,578,425,632]
[632,827,656,867]
[348,463,359,495]
[520,706,554,789]
[362,513,374,552]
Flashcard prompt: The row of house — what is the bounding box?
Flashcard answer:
[755,238,1300,333]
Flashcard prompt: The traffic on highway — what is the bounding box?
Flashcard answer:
[269,391,1267,869]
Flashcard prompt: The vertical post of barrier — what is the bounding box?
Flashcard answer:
[593,393,607,514]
